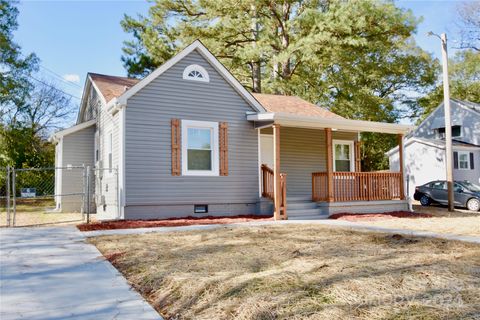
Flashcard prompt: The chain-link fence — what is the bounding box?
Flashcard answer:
[1,166,118,227]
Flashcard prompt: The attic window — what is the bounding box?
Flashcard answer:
[183,64,209,82]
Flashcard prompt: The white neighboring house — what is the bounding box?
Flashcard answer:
[387,99,480,197]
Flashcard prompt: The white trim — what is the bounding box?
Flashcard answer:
[49,119,96,143]
[77,75,107,124]
[457,151,470,170]
[118,106,126,219]
[246,112,413,134]
[333,139,355,172]
[181,120,219,176]
[257,130,262,198]
[183,64,210,82]
[114,40,265,113]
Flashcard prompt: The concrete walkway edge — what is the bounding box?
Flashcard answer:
[83,219,480,244]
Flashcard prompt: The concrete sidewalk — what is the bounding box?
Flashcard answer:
[0,226,162,320]
[83,219,480,244]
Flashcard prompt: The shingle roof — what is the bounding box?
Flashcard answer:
[252,93,343,119]
[88,73,343,119]
[89,73,140,103]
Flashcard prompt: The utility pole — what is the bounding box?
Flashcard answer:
[429,31,454,211]
[440,33,454,212]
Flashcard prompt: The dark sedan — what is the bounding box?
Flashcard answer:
[414,180,480,211]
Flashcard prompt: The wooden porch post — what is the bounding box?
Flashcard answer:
[354,141,361,172]
[273,124,281,220]
[398,134,406,200]
[325,128,334,202]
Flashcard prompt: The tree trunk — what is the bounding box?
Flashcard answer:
[251,4,261,93]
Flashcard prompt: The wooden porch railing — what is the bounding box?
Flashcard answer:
[261,164,287,218]
[312,171,403,202]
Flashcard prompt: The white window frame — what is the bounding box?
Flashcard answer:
[182,64,210,82]
[181,120,219,176]
[333,140,355,172]
[458,151,470,170]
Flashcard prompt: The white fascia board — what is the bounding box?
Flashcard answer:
[116,40,266,113]
[49,119,96,143]
[247,112,414,134]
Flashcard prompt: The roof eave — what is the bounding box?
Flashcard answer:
[247,112,413,134]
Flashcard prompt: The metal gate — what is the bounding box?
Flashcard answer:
[1,166,118,227]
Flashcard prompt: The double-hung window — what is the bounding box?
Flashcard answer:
[182,120,219,176]
[458,151,470,170]
[333,140,354,172]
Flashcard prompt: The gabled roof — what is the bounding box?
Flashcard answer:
[385,137,480,156]
[252,93,343,119]
[50,119,96,144]
[106,40,266,113]
[453,98,480,114]
[89,73,139,103]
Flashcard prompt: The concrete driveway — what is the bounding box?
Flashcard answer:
[0,226,162,320]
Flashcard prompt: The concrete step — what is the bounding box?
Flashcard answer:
[287,208,325,216]
[288,214,329,220]
[286,197,312,203]
[287,202,319,210]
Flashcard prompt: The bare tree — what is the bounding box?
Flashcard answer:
[4,78,76,138]
[457,1,480,51]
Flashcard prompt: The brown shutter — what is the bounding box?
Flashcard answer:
[453,151,458,169]
[219,122,228,176]
[171,119,181,176]
[470,152,475,170]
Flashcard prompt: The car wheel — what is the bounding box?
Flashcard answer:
[420,195,431,206]
[466,198,480,212]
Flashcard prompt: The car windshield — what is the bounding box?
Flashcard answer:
[459,181,480,192]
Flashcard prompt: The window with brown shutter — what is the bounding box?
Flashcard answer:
[171,119,181,175]
[219,122,228,176]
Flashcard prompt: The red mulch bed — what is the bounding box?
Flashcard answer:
[78,214,273,231]
[329,211,432,222]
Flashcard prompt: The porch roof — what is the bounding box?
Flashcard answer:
[247,112,413,134]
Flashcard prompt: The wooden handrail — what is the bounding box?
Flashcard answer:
[261,164,274,200]
[312,171,403,202]
[261,164,287,219]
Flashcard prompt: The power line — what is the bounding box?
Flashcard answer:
[38,65,82,89]
[28,75,82,100]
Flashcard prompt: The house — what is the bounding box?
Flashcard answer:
[387,99,480,197]
[51,40,412,221]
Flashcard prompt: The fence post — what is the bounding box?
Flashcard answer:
[6,166,10,227]
[86,166,91,224]
[12,167,16,227]
[81,164,86,216]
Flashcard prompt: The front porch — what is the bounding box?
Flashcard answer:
[252,114,412,220]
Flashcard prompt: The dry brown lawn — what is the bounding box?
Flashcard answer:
[0,199,84,227]
[90,224,480,320]
[353,204,480,237]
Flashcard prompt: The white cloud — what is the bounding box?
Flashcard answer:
[63,74,80,83]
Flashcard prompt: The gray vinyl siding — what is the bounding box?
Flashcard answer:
[414,101,480,146]
[261,127,357,197]
[124,49,259,216]
[95,91,120,218]
[453,150,480,184]
[60,125,95,212]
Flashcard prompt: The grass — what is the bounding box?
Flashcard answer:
[0,199,84,227]
[90,224,480,319]
[352,204,480,237]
